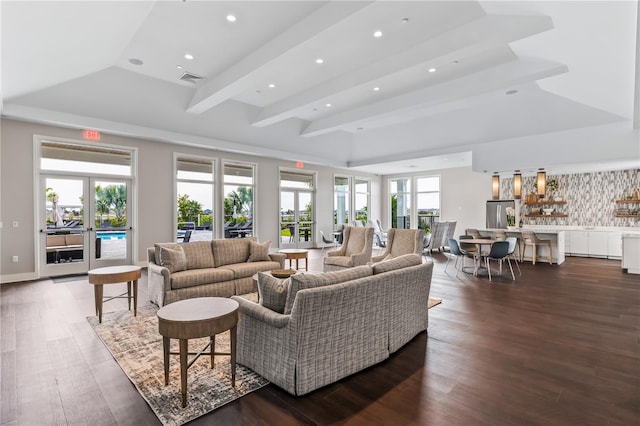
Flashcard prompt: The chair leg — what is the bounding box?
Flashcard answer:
[512,253,522,275]
[506,257,515,280]
[532,245,537,265]
[486,257,492,281]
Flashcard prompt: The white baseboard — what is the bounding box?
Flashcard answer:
[1,272,39,284]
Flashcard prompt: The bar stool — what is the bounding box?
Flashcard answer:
[520,231,552,265]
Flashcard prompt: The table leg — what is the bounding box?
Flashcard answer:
[163,336,170,386]
[94,285,104,323]
[304,256,308,271]
[180,339,188,408]
[133,279,138,317]
[127,281,132,311]
[210,335,215,368]
[296,258,299,270]
[230,325,236,387]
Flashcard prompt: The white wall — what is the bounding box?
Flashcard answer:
[0,118,380,283]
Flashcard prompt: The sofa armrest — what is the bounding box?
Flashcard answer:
[268,252,286,268]
[147,262,171,306]
[231,296,290,328]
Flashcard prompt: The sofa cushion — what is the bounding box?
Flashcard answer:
[170,268,235,290]
[154,242,180,265]
[257,272,290,314]
[212,237,256,267]
[157,245,187,273]
[218,261,282,279]
[284,265,372,314]
[371,253,422,274]
[248,240,271,262]
[180,241,215,270]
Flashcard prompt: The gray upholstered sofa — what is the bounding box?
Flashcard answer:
[147,237,285,306]
[231,254,433,395]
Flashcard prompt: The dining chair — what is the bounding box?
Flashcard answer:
[505,236,522,275]
[520,231,552,265]
[445,239,465,277]
[484,241,513,281]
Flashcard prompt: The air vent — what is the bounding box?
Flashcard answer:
[179,71,204,84]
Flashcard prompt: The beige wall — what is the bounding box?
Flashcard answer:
[0,118,381,283]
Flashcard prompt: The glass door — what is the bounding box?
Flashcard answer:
[280,190,314,249]
[40,176,89,276]
[40,175,132,276]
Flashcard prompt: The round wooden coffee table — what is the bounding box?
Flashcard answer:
[88,265,142,323]
[279,248,309,271]
[157,297,239,408]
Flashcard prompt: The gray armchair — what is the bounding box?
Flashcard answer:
[371,228,423,262]
[323,226,374,272]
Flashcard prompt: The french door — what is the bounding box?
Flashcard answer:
[40,175,132,277]
[279,190,314,249]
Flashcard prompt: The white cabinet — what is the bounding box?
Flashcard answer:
[568,230,589,256]
[622,234,640,274]
[607,232,622,258]
[587,231,608,257]
[567,230,619,258]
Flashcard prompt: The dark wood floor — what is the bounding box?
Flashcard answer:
[1,250,639,425]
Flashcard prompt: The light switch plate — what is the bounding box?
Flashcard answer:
[12,221,19,228]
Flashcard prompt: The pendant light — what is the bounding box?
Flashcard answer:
[536,169,546,199]
[513,171,522,199]
[492,173,500,200]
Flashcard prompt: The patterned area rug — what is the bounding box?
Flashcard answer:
[428,297,443,308]
[87,305,269,426]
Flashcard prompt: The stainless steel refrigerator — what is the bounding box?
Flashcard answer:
[486,200,515,229]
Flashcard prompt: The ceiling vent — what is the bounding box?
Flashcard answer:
[179,71,205,84]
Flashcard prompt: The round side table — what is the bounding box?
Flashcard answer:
[88,265,142,323]
[279,248,309,271]
[157,297,239,408]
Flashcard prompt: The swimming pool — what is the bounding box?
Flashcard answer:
[96,231,127,240]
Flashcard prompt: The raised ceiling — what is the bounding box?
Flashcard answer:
[1,1,638,175]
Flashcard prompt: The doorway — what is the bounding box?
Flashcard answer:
[40,175,133,277]
[279,169,315,249]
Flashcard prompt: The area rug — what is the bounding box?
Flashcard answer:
[428,297,443,308]
[87,306,269,426]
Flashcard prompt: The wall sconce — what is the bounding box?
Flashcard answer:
[536,169,546,199]
[492,174,500,200]
[513,172,522,199]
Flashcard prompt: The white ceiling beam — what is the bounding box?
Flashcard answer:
[186,1,374,114]
[252,14,553,128]
[301,57,569,137]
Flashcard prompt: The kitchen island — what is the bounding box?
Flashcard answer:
[479,228,565,265]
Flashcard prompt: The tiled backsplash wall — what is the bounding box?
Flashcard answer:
[500,169,640,227]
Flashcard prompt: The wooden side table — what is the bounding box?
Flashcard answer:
[88,265,142,323]
[157,297,239,408]
[279,248,309,271]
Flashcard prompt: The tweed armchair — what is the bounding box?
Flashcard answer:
[323,226,374,272]
[371,228,423,262]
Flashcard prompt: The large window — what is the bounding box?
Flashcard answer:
[390,178,411,229]
[354,178,370,223]
[334,176,350,227]
[389,175,440,231]
[176,156,215,238]
[224,162,255,238]
[416,176,440,233]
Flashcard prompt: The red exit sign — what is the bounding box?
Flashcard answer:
[83,129,101,141]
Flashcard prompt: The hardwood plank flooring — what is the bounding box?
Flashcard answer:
[1,249,639,425]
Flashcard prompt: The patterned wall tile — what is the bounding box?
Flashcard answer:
[500,169,640,227]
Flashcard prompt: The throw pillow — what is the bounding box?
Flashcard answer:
[157,246,187,273]
[248,240,271,262]
[371,253,422,274]
[257,272,289,314]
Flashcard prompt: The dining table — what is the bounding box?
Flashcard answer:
[459,238,496,276]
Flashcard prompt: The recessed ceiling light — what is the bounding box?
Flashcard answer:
[176,65,183,69]
[184,53,194,60]
[256,90,261,94]
[316,58,324,64]
[226,14,236,22]
[373,30,383,38]
[428,67,436,73]
[128,58,143,66]
[373,87,380,91]
[401,18,409,24]
[325,103,332,108]
[268,83,275,88]
[357,127,364,131]
[506,90,518,95]
[451,60,459,64]
[312,108,317,111]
